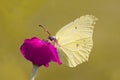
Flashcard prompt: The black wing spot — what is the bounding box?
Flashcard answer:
[75,27,77,29]
[76,44,79,47]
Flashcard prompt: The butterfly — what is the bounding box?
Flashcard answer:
[39,15,98,67]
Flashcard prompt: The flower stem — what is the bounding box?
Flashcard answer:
[30,65,39,80]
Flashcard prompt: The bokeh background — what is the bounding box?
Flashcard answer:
[0,0,120,80]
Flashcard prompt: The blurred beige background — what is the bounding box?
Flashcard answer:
[0,0,120,80]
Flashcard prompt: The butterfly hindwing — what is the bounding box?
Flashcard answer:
[60,37,93,67]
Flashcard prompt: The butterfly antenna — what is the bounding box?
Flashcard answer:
[38,25,51,36]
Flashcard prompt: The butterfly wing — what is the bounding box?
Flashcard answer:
[56,15,98,67]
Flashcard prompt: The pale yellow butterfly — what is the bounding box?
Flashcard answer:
[55,15,98,67]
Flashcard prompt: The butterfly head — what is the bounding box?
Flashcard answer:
[39,25,59,47]
[48,36,60,48]
[48,36,56,41]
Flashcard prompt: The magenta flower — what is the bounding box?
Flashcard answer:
[20,37,62,67]
[20,37,62,80]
